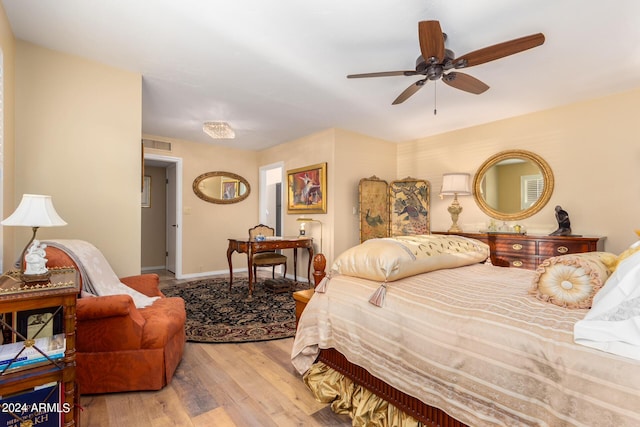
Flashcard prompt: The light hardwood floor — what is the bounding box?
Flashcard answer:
[79,271,351,427]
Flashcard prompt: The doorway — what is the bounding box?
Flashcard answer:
[259,162,284,235]
[142,154,183,278]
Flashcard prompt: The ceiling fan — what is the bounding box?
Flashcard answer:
[347,20,545,105]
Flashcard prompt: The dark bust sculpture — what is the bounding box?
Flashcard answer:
[549,205,572,236]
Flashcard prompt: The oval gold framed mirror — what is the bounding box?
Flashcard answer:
[193,171,251,204]
[473,150,554,221]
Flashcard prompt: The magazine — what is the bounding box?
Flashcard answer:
[0,334,65,367]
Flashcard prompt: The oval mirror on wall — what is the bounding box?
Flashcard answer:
[473,150,554,221]
[193,171,251,204]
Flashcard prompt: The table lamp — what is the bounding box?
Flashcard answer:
[296,217,323,253]
[440,173,471,233]
[2,194,67,282]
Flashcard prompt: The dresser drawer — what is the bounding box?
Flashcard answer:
[493,239,536,255]
[492,254,537,269]
[538,240,595,257]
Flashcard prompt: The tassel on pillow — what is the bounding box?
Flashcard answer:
[314,270,335,293]
[368,282,387,307]
[315,276,330,293]
[368,266,397,307]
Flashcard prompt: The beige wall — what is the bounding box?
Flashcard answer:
[398,88,640,254]
[141,166,166,269]
[143,128,396,277]
[13,41,142,276]
[144,136,259,276]
[259,128,396,268]
[258,129,334,272]
[333,129,397,260]
[0,3,16,271]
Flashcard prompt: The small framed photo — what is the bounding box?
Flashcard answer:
[287,162,327,214]
[16,307,64,341]
[221,179,239,199]
[141,175,151,208]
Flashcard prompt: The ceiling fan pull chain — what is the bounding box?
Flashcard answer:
[434,81,437,115]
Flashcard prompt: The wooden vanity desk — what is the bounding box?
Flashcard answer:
[434,231,605,270]
[227,236,313,296]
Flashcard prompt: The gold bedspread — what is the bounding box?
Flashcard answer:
[303,361,421,426]
[292,263,640,427]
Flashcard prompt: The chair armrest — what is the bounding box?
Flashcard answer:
[120,273,163,297]
[76,295,145,352]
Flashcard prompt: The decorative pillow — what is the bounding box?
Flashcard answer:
[331,234,489,282]
[530,252,616,308]
[612,240,640,270]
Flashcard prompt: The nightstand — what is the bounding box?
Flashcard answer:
[293,288,314,327]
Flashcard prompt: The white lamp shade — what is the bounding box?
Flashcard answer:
[440,173,472,196]
[1,194,67,227]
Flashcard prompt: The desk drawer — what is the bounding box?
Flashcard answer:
[258,242,285,250]
[254,242,288,251]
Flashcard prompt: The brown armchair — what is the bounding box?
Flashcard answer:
[248,224,287,284]
[44,244,186,394]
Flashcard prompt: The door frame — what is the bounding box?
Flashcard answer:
[259,162,285,275]
[143,153,183,278]
[259,161,285,234]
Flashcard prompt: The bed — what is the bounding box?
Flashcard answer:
[291,235,640,427]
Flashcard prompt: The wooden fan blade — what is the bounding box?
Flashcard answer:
[418,20,445,64]
[442,72,489,94]
[453,33,545,68]
[347,71,417,78]
[392,79,427,105]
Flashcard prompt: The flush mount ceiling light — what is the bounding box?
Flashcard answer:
[203,121,235,139]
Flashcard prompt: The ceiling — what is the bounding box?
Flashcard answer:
[4,0,640,151]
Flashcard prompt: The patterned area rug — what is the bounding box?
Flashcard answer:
[163,276,311,343]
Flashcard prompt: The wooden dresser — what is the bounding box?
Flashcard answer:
[434,232,605,270]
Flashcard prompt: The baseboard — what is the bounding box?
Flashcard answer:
[178,268,247,280]
[142,265,166,272]
[173,268,311,283]
[285,273,310,284]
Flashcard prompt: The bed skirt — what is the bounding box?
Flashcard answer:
[309,348,467,427]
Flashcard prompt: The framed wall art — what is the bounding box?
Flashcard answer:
[287,162,327,214]
[359,176,390,242]
[389,177,430,236]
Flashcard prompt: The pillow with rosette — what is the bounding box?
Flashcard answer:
[530,252,617,308]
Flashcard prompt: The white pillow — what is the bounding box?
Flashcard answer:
[574,250,640,360]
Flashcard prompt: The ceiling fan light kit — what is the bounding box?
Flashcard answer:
[203,121,236,139]
[347,20,545,105]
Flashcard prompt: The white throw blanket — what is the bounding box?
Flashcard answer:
[574,250,640,360]
[44,239,159,309]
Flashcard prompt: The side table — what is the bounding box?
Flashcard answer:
[293,289,314,327]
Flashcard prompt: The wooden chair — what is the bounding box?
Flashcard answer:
[248,224,287,284]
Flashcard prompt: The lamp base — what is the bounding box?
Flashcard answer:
[447,195,464,234]
[448,224,464,234]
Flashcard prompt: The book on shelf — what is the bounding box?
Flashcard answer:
[0,382,65,427]
[0,333,65,370]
